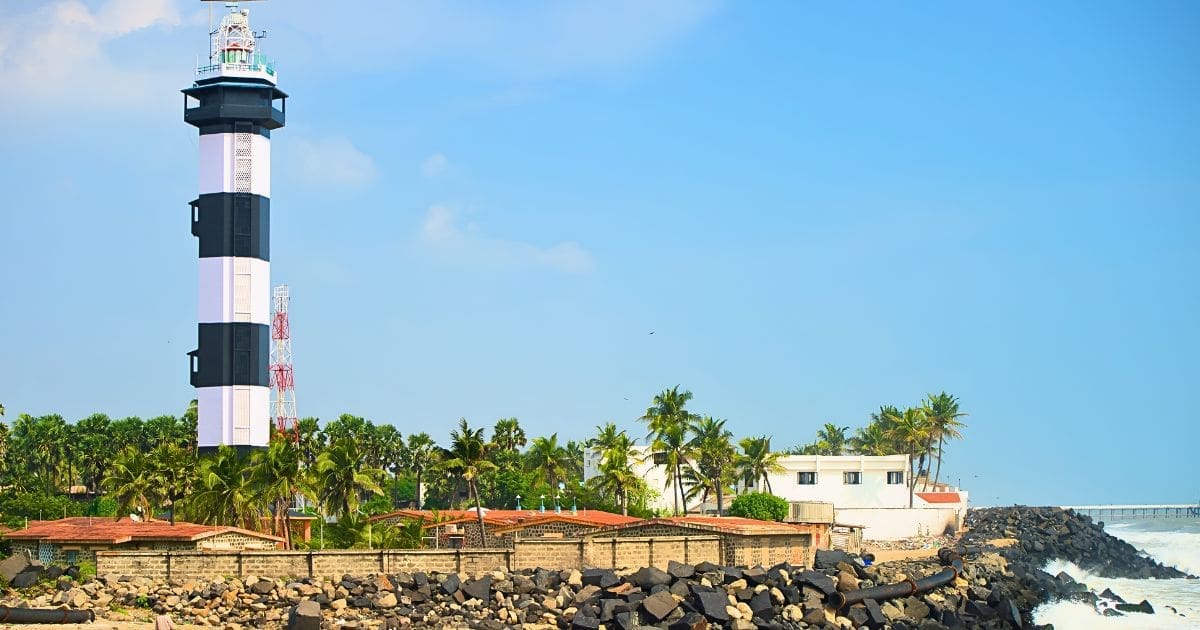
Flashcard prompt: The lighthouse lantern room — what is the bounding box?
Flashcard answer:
[185,2,286,452]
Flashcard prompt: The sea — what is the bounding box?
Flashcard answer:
[1032,516,1200,629]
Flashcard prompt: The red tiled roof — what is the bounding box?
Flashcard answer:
[370,508,636,528]
[488,512,640,535]
[916,492,962,504]
[589,516,820,537]
[3,517,284,544]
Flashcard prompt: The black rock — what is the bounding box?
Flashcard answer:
[794,570,837,596]
[250,580,275,595]
[311,594,330,606]
[598,598,622,621]
[571,613,600,630]
[743,566,768,585]
[694,561,722,574]
[667,560,695,579]
[863,598,888,628]
[64,566,80,579]
[412,572,429,587]
[45,566,64,580]
[461,576,492,601]
[631,566,672,589]
[10,570,40,589]
[847,605,870,628]
[779,584,801,605]
[669,580,691,597]
[814,549,856,570]
[640,591,680,622]
[288,600,322,630]
[994,598,1022,628]
[612,611,635,630]
[669,611,708,630]
[583,568,620,589]
[1099,587,1126,603]
[749,590,775,620]
[801,607,826,625]
[1115,600,1154,614]
[734,587,754,602]
[440,573,461,596]
[690,586,729,623]
[722,566,744,583]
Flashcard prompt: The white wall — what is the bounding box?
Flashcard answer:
[749,455,912,509]
[199,133,271,196]
[583,446,674,512]
[836,507,965,541]
[197,385,271,448]
[198,257,270,324]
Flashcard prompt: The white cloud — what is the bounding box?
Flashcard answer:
[420,153,450,178]
[291,134,379,190]
[0,0,182,110]
[419,205,595,274]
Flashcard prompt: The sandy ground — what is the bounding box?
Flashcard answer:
[866,536,1018,564]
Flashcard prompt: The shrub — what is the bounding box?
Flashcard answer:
[728,492,788,522]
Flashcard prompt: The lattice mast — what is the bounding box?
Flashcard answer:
[270,285,298,440]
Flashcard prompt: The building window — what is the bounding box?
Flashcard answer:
[843,471,862,485]
[887,471,904,485]
[65,551,79,565]
[797,472,817,485]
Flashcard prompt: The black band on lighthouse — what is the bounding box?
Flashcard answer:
[189,323,271,387]
[183,82,287,130]
[191,194,270,260]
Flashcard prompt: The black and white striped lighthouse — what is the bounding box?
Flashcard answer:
[185,3,285,451]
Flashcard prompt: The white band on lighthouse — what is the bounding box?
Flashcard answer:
[199,133,272,196]
[198,257,271,325]
[197,386,271,447]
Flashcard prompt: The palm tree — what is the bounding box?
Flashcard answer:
[103,446,155,519]
[492,418,527,453]
[737,436,784,493]
[884,406,932,507]
[315,437,385,519]
[589,428,639,515]
[525,434,572,490]
[689,416,737,514]
[253,437,309,548]
[922,392,968,490]
[815,423,850,456]
[74,414,115,494]
[402,432,439,509]
[563,440,585,481]
[185,446,263,529]
[443,419,497,543]
[588,422,623,454]
[295,417,323,465]
[641,386,696,515]
[849,420,892,456]
[147,442,194,524]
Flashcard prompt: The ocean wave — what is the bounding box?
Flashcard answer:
[1034,559,1200,629]
[1105,522,1200,576]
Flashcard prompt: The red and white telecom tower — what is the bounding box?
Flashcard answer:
[270,285,297,440]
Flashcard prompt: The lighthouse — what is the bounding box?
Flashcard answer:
[185,3,286,452]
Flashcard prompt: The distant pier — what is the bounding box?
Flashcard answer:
[1061,504,1200,519]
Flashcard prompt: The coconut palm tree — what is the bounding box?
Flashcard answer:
[402,432,439,509]
[314,437,385,519]
[185,446,262,529]
[588,422,623,454]
[589,428,639,515]
[849,420,892,456]
[525,434,572,490]
[737,436,784,493]
[103,446,155,519]
[922,392,968,490]
[147,442,194,524]
[253,437,309,548]
[884,406,932,507]
[492,418,527,454]
[815,423,850,456]
[443,419,497,543]
[689,416,737,514]
[641,386,696,515]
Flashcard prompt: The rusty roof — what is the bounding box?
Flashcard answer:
[588,516,823,537]
[487,512,640,535]
[370,508,636,528]
[3,517,284,545]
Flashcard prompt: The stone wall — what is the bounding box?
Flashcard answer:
[94,536,723,580]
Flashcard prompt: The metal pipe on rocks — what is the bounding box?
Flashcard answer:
[0,606,96,624]
[827,547,966,610]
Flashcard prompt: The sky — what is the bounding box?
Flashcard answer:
[0,0,1197,507]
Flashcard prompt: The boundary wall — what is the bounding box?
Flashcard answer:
[836,507,964,540]
[95,536,721,581]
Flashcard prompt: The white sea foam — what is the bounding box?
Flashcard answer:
[1031,516,1200,629]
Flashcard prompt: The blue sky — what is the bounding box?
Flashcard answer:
[1,1,1197,506]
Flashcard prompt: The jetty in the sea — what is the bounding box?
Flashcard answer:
[1061,503,1200,519]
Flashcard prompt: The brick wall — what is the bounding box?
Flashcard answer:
[94,536,722,580]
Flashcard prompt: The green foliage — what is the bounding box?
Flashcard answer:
[0,492,85,524]
[728,492,789,522]
[78,561,97,581]
[360,493,394,517]
[86,496,118,517]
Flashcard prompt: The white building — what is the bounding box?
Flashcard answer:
[585,448,969,540]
